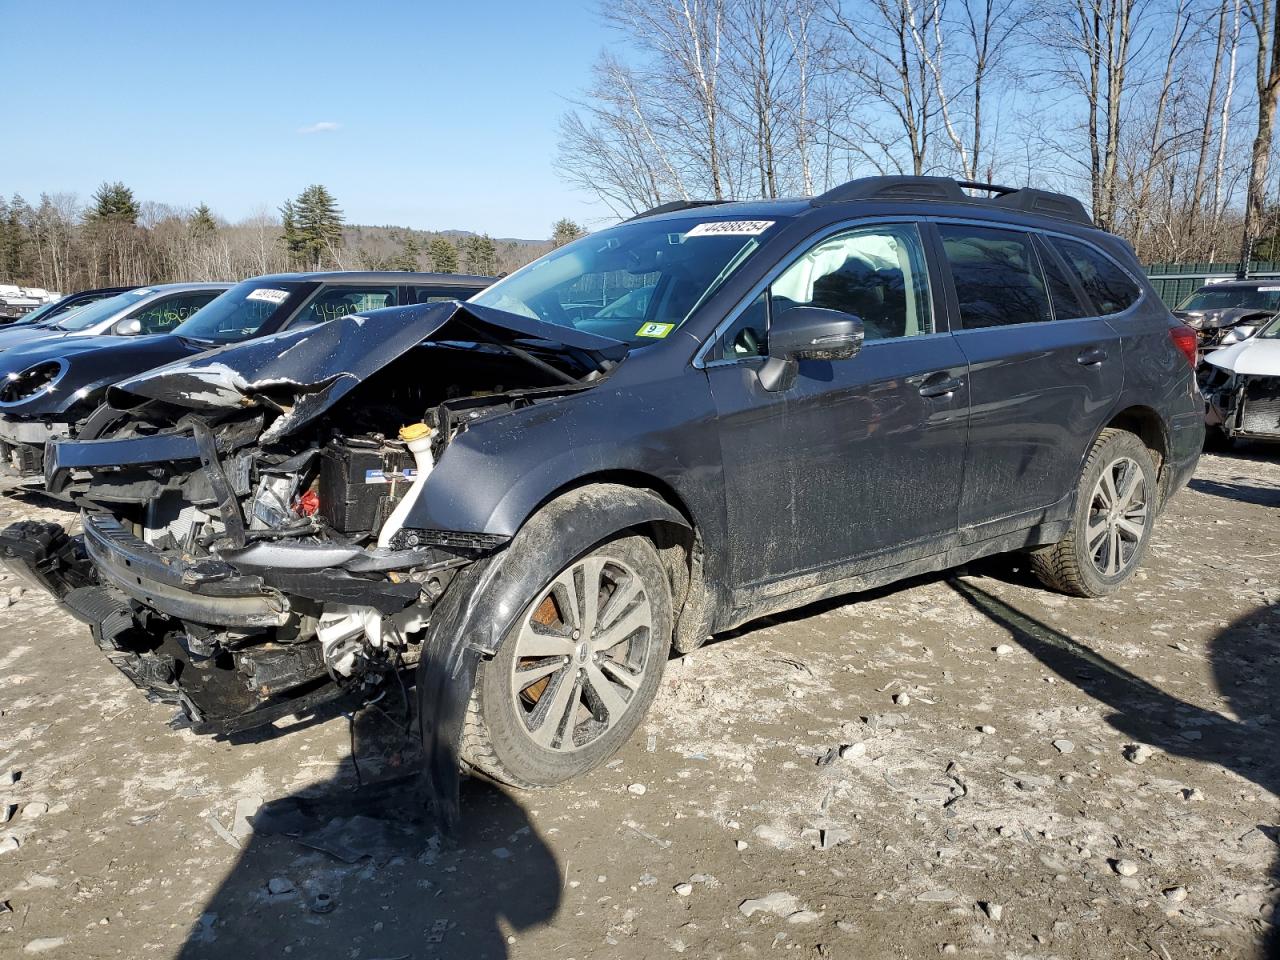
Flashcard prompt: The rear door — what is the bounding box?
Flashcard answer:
[933,222,1123,541]
[704,221,970,599]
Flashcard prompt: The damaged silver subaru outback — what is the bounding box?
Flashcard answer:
[0,177,1204,810]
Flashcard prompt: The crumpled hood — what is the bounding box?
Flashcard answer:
[1204,336,1280,376]
[0,334,201,417]
[109,300,628,442]
[1175,306,1275,330]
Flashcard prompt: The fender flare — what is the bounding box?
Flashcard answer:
[416,482,689,826]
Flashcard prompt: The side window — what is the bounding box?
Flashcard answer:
[1035,236,1090,321]
[1049,236,1141,315]
[409,287,463,305]
[132,292,219,334]
[292,286,398,326]
[773,223,933,342]
[720,223,933,360]
[938,225,1051,328]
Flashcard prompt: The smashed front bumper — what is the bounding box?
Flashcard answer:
[0,417,68,483]
[0,513,472,736]
[1206,375,1280,440]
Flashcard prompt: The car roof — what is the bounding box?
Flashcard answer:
[131,282,233,293]
[240,271,495,285]
[629,176,1098,234]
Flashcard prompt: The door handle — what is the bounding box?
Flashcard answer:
[915,373,966,398]
[1076,346,1108,366]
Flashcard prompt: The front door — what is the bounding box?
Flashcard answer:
[704,222,970,604]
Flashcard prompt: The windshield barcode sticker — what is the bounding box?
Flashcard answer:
[247,288,289,304]
[685,220,774,237]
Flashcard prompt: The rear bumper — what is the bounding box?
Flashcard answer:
[1164,408,1204,503]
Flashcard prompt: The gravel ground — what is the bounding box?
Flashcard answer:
[0,448,1276,960]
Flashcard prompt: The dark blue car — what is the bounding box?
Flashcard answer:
[1,177,1203,804]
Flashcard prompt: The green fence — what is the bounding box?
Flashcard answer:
[1143,261,1280,307]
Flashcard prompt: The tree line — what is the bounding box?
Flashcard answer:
[0,182,587,292]
[559,0,1280,264]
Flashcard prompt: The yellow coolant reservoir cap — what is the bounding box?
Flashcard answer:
[399,422,433,442]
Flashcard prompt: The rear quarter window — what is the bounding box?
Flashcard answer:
[1050,237,1141,315]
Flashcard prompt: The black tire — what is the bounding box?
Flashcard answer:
[459,534,672,788]
[1031,429,1158,598]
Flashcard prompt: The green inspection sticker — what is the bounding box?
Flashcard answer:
[636,322,675,339]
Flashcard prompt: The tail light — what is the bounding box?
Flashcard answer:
[1169,324,1197,366]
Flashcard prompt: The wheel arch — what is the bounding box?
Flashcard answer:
[1096,404,1171,505]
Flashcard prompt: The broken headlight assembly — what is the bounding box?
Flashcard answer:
[0,359,67,405]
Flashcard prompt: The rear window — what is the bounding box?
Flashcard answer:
[1036,237,1091,321]
[1050,237,1141,315]
[938,224,1051,329]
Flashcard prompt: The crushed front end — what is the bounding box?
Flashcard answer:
[0,302,621,735]
[1,412,503,734]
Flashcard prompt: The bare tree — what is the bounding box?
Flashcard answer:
[1241,0,1280,258]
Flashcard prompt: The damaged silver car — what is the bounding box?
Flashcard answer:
[1202,312,1280,443]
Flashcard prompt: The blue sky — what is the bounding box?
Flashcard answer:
[0,0,616,239]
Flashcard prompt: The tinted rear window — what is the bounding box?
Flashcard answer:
[1036,236,1091,320]
[938,224,1051,329]
[1050,237,1140,315]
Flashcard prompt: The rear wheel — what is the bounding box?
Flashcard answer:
[1031,429,1157,598]
[459,534,672,788]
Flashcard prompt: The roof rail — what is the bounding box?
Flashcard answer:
[625,199,728,221]
[812,176,1092,226]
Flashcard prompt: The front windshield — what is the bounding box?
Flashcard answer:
[470,215,783,344]
[56,289,149,331]
[1257,314,1280,339]
[12,299,63,326]
[1178,285,1280,313]
[174,280,305,343]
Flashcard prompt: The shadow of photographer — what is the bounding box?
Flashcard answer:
[177,701,562,960]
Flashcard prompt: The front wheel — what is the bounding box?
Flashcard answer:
[1031,429,1158,598]
[459,534,672,788]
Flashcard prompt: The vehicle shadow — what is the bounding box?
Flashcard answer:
[949,577,1279,958]
[1188,476,1280,508]
[177,701,562,959]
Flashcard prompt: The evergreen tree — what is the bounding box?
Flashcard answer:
[294,184,344,270]
[88,181,139,224]
[392,233,421,271]
[463,234,497,275]
[551,218,585,248]
[279,198,306,268]
[428,236,458,274]
[190,203,217,238]
[0,195,35,282]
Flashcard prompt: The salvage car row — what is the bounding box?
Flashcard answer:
[0,176,1211,819]
[0,272,494,479]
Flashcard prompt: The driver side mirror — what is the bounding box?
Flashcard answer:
[759,306,864,392]
[113,317,143,337]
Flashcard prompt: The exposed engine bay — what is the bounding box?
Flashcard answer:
[0,302,625,735]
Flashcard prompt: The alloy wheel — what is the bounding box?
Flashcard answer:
[1085,455,1149,578]
[509,555,654,753]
